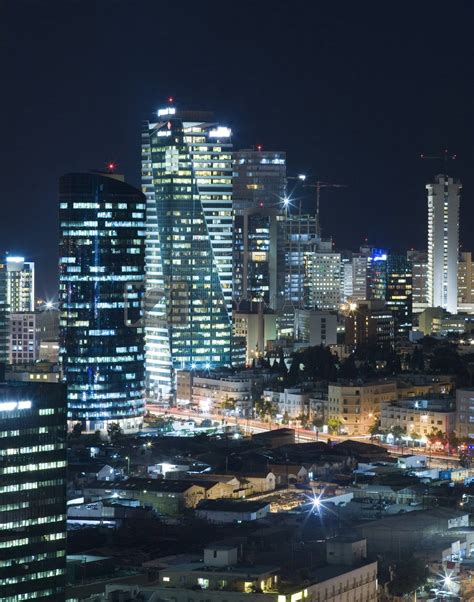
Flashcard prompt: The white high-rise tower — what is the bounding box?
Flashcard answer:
[426,174,461,314]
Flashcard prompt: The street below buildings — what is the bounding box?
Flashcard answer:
[146,404,460,467]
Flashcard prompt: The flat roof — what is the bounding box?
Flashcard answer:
[197,500,269,512]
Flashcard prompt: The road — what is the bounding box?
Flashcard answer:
[146,404,460,466]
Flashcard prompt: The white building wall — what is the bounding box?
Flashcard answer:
[426,175,460,314]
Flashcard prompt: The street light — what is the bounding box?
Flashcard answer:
[125,456,130,474]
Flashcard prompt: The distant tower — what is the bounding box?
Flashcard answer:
[59,171,145,433]
[426,175,461,314]
[142,104,233,401]
[233,149,286,309]
[6,256,35,312]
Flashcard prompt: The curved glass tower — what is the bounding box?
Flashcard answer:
[59,172,145,432]
[142,106,233,403]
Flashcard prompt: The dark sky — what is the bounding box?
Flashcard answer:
[1,0,473,297]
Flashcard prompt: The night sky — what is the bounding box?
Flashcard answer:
[1,0,472,297]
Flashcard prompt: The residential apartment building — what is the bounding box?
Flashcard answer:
[327,381,397,435]
[380,398,456,439]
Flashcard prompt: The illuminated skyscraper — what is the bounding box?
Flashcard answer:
[59,171,145,432]
[407,250,429,312]
[142,105,233,401]
[0,262,8,364]
[386,254,413,339]
[427,175,461,314]
[233,149,286,309]
[0,381,67,600]
[5,256,35,312]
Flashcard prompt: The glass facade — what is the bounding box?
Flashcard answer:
[386,254,413,339]
[6,257,35,313]
[0,263,8,364]
[0,382,67,601]
[142,107,233,402]
[59,172,145,432]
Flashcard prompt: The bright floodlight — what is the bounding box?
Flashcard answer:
[191,362,196,370]
[45,301,54,309]
[205,362,211,370]
[298,174,307,181]
[283,197,290,207]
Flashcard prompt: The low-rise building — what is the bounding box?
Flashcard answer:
[456,388,474,439]
[327,380,397,435]
[106,538,378,602]
[83,479,218,515]
[177,370,254,416]
[359,508,469,557]
[380,397,456,439]
[195,500,270,523]
[263,387,310,419]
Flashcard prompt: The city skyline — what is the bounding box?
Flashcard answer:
[1,1,473,296]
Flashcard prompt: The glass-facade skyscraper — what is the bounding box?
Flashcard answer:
[233,149,286,309]
[142,105,233,402]
[0,261,8,364]
[0,381,67,601]
[59,172,145,432]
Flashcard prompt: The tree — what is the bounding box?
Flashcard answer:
[426,428,445,446]
[71,422,83,439]
[389,425,405,441]
[327,417,343,434]
[447,431,459,452]
[254,398,275,421]
[388,555,429,596]
[107,422,123,444]
[282,411,290,425]
[277,347,288,375]
[296,413,309,428]
[221,396,236,412]
[368,418,381,437]
[338,354,358,379]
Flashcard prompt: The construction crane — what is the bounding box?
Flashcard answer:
[420,149,457,177]
[304,180,348,234]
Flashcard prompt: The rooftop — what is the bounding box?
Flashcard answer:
[197,499,270,513]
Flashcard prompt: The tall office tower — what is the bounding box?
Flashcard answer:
[427,174,461,314]
[9,312,38,364]
[386,254,413,339]
[0,381,67,601]
[233,149,286,309]
[233,149,286,206]
[352,253,369,300]
[340,255,353,303]
[458,252,474,306]
[305,251,341,310]
[345,299,395,350]
[407,250,429,312]
[284,214,331,306]
[367,249,388,300]
[59,171,145,432]
[0,261,8,363]
[6,256,35,312]
[233,209,285,308]
[143,105,233,400]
